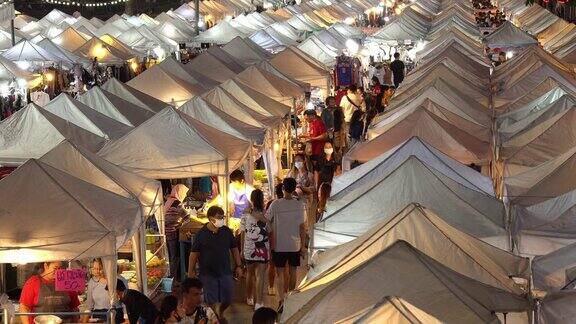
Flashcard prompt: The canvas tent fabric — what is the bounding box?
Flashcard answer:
[315,156,506,249]
[504,146,576,206]
[98,107,250,179]
[350,109,490,167]
[0,55,41,87]
[44,93,132,140]
[532,241,576,291]
[485,21,538,47]
[297,34,340,66]
[51,27,90,52]
[219,79,292,118]
[195,20,247,45]
[269,46,332,92]
[202,85,282,127]
[281,241,529,324]
[333,137,495,200]
[222,36,271,65]
[0,104,106,166]
[78,86,156,127]
[73,37,136,65]
[338,296,442,324]
[185,51,240,83]
[39,140,163,225]
[499,95,576,167]
[203,45,246,73]
[126,63,205,106]
[99,34,144,59]
[310,204,529,294]
[0,158,141,263]
[36,38,89,67]
[154,21,194,44]
[538,291,576,324]
[2,40,62,63]
[178,96,266,144]
[101,78,168,113]
[256,60,311,92]
[234,65,304,106]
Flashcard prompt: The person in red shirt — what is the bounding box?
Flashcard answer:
[334,86,347,106]
[300,110,327,162]
[19,261,80,324]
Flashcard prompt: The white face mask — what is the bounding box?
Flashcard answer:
[324,148,334,155]
[295,161,304,169]
[213,218,225,228]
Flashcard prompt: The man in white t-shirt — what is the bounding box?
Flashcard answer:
[266,177,307,305]
[179,278,219,324]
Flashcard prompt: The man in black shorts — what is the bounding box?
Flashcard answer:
[188,206,243,320]
[266,178,307,305]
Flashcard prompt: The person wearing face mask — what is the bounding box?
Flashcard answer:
[287,154,315,201]
[188,206,242,320]
[19,261,81,324]
[314,142,341,195]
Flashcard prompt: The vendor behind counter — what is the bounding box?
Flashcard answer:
[19,261,80,324]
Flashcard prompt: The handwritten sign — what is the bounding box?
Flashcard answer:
[55,269,86,292]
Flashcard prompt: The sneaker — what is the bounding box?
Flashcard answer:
[254,303,264,310]
[247,298,254,306]
[267,286,276,295]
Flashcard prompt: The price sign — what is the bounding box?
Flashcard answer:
[55,269,86,292]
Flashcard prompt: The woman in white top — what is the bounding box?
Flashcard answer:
[85,258,110,321]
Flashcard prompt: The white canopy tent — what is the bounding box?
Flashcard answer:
[0,157,142,300]
[44,93,132,140]
[310,204,529,294]
[485,21,538,48]
[51,27,90,52]
[195,20,247,45]
[269,46,331,93]
[0,103,106,166]
[281,241,529,323]
[126,63,205,106]
[222,36,271,65]
[316,154,506,250]
[101,77,168,113]
[2,40,62,64]
[78,86,156,127]
[178,96,266,144]
[98,106,250,179]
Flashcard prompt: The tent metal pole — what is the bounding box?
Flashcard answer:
[10,19,14,46]
[194,0,200,36]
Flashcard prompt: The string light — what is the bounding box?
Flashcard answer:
[42,0,128,6]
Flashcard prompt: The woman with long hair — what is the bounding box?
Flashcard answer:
[240,189,270,310]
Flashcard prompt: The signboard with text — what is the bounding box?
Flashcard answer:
[55,269,86,292]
